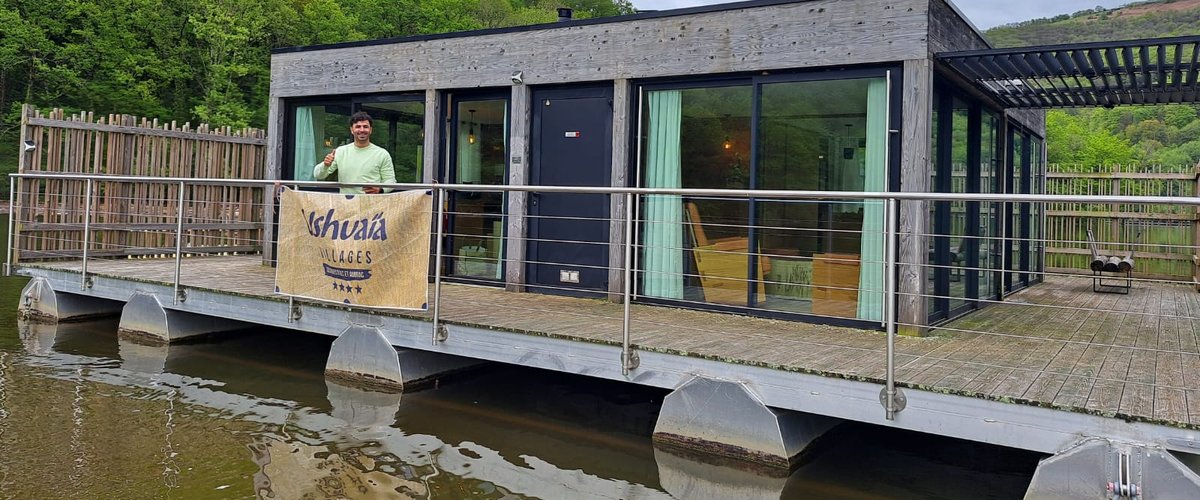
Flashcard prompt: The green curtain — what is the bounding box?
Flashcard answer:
[457,126,481,184]
[495,106,510,280]
[294,106,320,181]
[857,79,887,321]
[642,90,684,299]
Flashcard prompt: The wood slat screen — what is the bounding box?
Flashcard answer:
[1045,163,1197,279]
[15,104,267,262]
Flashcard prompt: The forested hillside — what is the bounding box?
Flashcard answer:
[0,0,633,175]
[986,0,1200,167]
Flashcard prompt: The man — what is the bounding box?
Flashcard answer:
[313,111,396,194]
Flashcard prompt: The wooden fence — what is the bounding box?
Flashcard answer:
[14,104,268,261]
[1045,163,1198,280]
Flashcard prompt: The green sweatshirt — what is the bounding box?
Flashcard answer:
[312,143,396,194]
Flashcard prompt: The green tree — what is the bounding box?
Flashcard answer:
[1080,130,1136,167]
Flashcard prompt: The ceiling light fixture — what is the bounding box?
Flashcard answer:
[467,109,477,145]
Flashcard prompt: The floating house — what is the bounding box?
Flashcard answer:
[267,0,1048,332]
[16,0,1200,497]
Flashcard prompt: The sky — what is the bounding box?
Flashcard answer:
[630,0,1132,30]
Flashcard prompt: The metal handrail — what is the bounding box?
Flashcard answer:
[883,198,899,420]
[172,181,186,304]
[4,178,14,276]
[80,179,93,291]
[432,188,447,344]
[9,172,1200,206]
[13,171,1200,421]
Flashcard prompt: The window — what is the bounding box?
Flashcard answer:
[638,74,890,322]
[286,95,425,183]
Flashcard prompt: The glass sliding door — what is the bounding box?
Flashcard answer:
[1006,129,1030,292]
[1030,137,1045,285]
[756,77,888,320]
[637,72,890,322]
[928,94,940,320]
[447,96,508,282]
[978,111,1000,301]
[928,90,1007,323]
[641,85,753,306]
[947,97,970,313]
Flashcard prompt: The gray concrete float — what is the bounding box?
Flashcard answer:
[653,376,840,472]
[17,277,122,322]
[324,324,483,393]
[1024,438,1200,499]
[117,292,250,345]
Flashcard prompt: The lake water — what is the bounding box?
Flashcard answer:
[0,216,1043,499]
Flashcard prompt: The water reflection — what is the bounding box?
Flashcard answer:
[118,335,169,375]
[19,317,120,359]
[251,436,434,498]
[3,318,674,498]
[1,313,1039,499]
[327,380,402,428]
[655,446,788,500]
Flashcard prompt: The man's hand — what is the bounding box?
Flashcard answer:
[363,186,382,194]
[323,149,336,167]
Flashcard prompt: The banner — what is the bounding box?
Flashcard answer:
[276,189,432,309]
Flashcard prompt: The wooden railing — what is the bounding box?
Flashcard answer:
[1045,163,1198,280]
[14,104,267,260]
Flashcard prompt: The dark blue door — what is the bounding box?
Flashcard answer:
[528,87,613,295]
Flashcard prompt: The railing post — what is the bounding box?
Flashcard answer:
[621,192,639,374]
[432,186,447,343]
[5,175,16,276]
[80,178,93,290]
[172,181,186,304]
[883,197,904,419]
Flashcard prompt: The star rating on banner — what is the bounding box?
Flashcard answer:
[330,282,364,294]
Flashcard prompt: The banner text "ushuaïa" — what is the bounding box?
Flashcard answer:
[302,209,389,241]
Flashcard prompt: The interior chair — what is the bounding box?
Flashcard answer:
[684,202,770,305]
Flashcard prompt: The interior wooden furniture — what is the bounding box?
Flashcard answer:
[685,202,770,306]
[811,252,860,317]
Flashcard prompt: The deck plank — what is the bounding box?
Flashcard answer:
[1086,348,1133,415]
[1184,354,1200,425]
[1155,351,1189,423]
[1179,285,1200,355]
[1119,346,1158,417]
[1022,342,1087,402]
[21,257,1200,429]
[1053,344,1108,408]
[1112,286,1151,348]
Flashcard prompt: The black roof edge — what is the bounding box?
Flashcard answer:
[937,34,1200,60]
[272,0,811,55]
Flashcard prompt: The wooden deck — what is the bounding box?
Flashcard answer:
[20,255,1200,429]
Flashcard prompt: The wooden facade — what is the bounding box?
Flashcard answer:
[266,0,1047,331]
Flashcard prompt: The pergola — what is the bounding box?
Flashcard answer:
[938,34,1200,108]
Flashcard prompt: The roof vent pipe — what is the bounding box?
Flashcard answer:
[557,7,573,22]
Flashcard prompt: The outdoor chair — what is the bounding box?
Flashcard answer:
[1087,228,1138,294]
